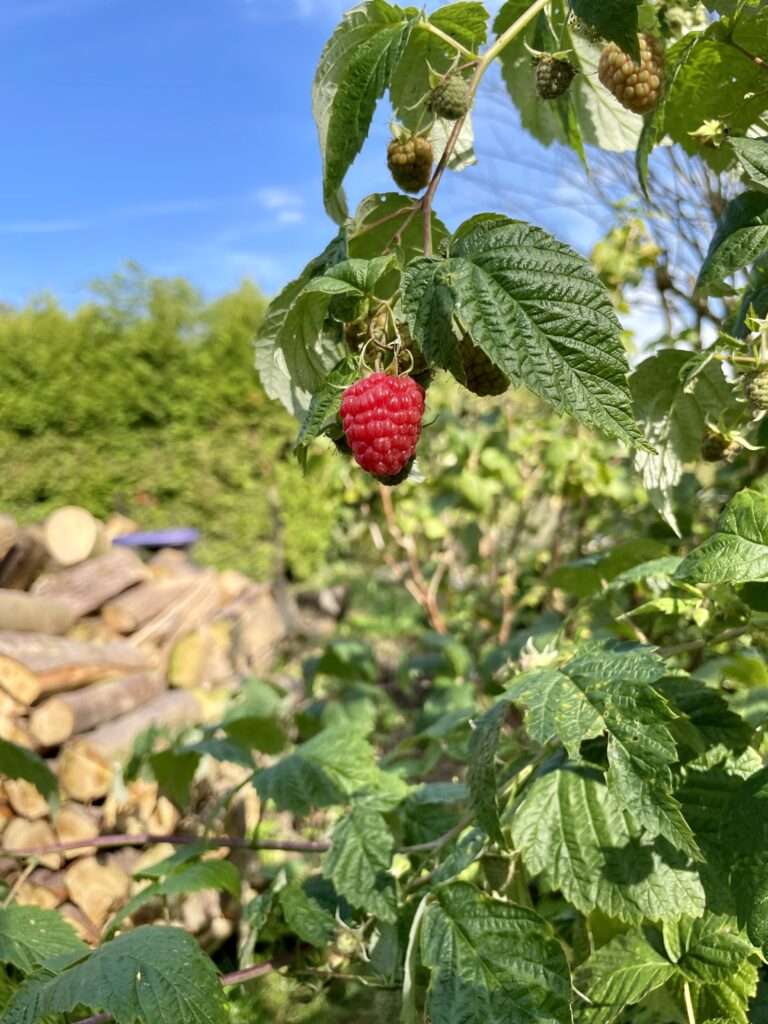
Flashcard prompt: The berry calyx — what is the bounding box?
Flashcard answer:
[745,369,768,413]
[459,337,510,396]
[598,34,665,115]
[428,73,470,120]
[535,55,577,100]
[340,372,425,480]
[387,134,433,193]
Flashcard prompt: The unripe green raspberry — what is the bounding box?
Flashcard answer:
[459,336,509,396]
[745,369,768,412]
[598,34,665,115]
[428,73,470,120]
[535,55,578,100]
[387,134,433,193]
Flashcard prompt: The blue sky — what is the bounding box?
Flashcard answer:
[0,0,610,307]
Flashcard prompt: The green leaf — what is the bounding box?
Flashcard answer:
[674,913,757,984]
[722,766,768,952]
[402,214,642,445]
[348,193,448,265]
[312,1,416,222]
[635,106,660,199]
[570,0,640,58]
[0,907,86,973]
[149,748,200,809]
[256,233,347,417]
[731,137,768,193]
[255,726,404,815]
[631,349,733,535]
[106,858,241,938]
[294,357,357,453]
[508,644,699,858]
[467,700,508,845]
[550,538,668,597]
[323,803,396,921]
[420,882,573,1024]
[697,192,768,295]
[656,676,752,759]
[279,881,336,948]
[1,926,227,1024]
[511,765,706,924]
[676,488,768,584]
[0,739,58,807]
[663,15,768,173]
[575,929,677,1024]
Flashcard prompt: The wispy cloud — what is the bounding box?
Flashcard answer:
[252,185,305,225]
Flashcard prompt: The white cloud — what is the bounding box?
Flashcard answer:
[252,185,305,225]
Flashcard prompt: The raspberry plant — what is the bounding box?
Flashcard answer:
[6,2,768,1023]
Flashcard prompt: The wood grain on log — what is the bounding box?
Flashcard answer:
[65,856,131,928]
[54,803,101,859]
[15,867,67,910]
[71,690,201,761]
[0,590,77,635]
[0,632,151,705]
[58,741,114,802]
[32,549,149,619]
[102,579,196,635]
[0,529,48,591]
[44,506,103,566]
[30,672,165,747]
[4,778,49,820]
[2,819,62,869]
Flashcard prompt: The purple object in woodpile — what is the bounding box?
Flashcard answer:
[112,528,200,550]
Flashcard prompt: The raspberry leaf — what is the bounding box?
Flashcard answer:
[349,193,449,263]
[511,766,706,924]
[732,138,768,194]
[1,926,226,1024]
[630,349,734,535]
[676,488,768,584]
[570,0,641,60]
[697,192,768,296]
[574,929,678,1024]
[419,882,573,1024]
[312,1,417,223]
[401,213,643,445]
[323,803,397,921]
[278,882,336,948]
[257,232,348,416]
[0,738,58,806]
[0,907,86,974]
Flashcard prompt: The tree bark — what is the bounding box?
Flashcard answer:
[0,529,48,590]
[70,690,200,761]
[32,549,148,619]
[0,632,152,705]
[0,590,77,634]
[102,579,197,635]
[30,672,166,747]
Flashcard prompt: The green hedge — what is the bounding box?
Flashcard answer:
[0,266,336,580]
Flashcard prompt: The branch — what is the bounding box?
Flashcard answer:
[658,624,752,658]
[73,963,275,1024]
[3,832,331,859]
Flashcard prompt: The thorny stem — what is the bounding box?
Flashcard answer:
[72,963,275,1024]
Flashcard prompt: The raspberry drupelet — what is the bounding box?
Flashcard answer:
[340,372,425,479]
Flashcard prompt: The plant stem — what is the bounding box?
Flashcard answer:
[419,0,550,255]
[422,20,477,61]
[4,817,475,861]
[683,981,697,1024]
[658,624,752,658]
[72,963,275,1024]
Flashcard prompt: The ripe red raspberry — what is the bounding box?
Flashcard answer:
[340,372,425,479]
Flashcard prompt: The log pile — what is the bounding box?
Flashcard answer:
[0,506,291,939]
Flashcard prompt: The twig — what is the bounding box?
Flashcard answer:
[658,624,752,658]
[2,832,331,859]
[728,38,768,73]
[73,963,275,1024]
[2,859,37,908]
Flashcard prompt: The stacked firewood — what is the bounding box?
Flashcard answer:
[0,506,288,940]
